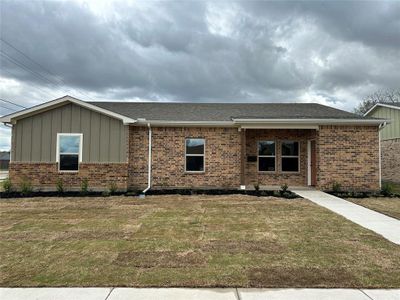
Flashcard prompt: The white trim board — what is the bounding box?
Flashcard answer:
[364,103,400,116]
[0,95,137,125]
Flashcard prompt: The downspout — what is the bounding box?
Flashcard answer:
[142,123,152,194]
[378,122,387,189]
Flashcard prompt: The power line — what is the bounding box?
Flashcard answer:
[0,51,58,86]
[0,38,95,101]
[0,105,17,112]
[0,68,61,99]
[0,38,63,83]
[0,98,27,109]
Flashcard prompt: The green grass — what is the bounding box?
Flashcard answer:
[347,197,400,220]
[0,195,399,287]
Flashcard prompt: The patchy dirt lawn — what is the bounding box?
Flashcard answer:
[0,195,399,288]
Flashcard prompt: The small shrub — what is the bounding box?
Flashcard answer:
[102,190,111,197]
[81,178,89,195]
[20,178,33,196]
[280,183,288,195]
[56,179,64,194]
[332,181,341,193]
[109,182,117,195]
[2,177,13,193]
[381,182,393,196]
[254,183,260,192]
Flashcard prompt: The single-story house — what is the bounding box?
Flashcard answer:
[364,102,400,184]
[0,96,387,192]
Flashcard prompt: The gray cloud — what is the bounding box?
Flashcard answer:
[0,0,399,142]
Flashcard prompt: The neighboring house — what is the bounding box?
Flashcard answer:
[0,96,386,192]
[365,103,400,184]
[0,151,10,170]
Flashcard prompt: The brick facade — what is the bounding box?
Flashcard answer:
[244,129,317,186]
[381,138,400,183]
[8,124,380,192]
[9,162,128,191]
[317,125,380,191]
[128,126,241,189]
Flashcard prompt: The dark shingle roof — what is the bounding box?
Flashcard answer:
[88,102,371,122]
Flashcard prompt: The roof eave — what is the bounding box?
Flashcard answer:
[0,95,137,125]
[364,103,400,116]
[232,118,388,126]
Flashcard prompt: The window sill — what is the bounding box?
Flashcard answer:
[184,171,206,174]
[58,170,79,173]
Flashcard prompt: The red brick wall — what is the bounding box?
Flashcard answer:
[8,125,380,192]
[245,129,317,186]
[381,138,400,184]
[128,126,241,189]
[317,125,379,191]
[9,162,128,191]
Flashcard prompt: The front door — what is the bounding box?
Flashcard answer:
[308,140,317,186]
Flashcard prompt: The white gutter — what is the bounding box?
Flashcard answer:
[134,120,235,127]
[232,118,388,125]
[378,121,388,189]
[142,123,152,194]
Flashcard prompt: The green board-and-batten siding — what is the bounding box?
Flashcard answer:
[12,103,127,163]
[369,106,400,140]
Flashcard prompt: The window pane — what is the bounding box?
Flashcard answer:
[186,139,204,154]
[282,157,299,172]
[186,156,204,171]
[59,154,79,171]
[258,141,275,155]
[60,135,80,153]
[259,157,275,172]
[282,141,299,156]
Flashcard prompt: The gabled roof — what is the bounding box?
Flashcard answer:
[364,102,400,116]
[89,102,371,121]
[0,96,386,126]
[0,95,136,124]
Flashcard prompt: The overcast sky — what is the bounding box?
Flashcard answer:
[1,0,400,150]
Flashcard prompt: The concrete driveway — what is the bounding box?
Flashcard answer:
[0,170,8,181]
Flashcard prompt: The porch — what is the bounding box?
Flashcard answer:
[239,128,318,188]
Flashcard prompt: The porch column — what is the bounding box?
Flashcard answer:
[240,128,246,186]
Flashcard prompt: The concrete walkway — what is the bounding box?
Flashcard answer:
[293,190,400,245]
[0,288,399,300]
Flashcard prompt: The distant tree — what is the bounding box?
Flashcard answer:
[354,89,400,115]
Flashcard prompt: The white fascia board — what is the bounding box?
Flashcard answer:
[0,95,137,125]
[364,103,400,116]
[240,124,319,129]
[232,118,388,126]
[134,120,235,127]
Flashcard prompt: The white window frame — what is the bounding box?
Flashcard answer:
[281,140,300,173]
[56,133,83,172]
[257,140,276,172]
[185,138,205,173]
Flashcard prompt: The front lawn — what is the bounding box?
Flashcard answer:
[347,197,400,220]
[0,195,399,288]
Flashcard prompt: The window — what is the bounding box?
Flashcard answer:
[185,138,205,172]
[57,134,83,171]
[281,141,299,172]
[258,141,275,172]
